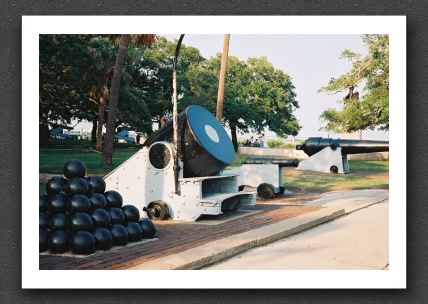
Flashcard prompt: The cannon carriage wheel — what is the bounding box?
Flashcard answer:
[143,201,170,220]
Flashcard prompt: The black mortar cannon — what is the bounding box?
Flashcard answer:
[296,137,389,173]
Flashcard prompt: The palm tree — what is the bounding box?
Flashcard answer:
[87,38,116,151]
[102,34,156,166]
[95,80,109,151]
[216,34,231,120]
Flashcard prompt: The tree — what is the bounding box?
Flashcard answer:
[245,57,300,137]
[102,35,131,166]
[182,55,300,150]
[319,35,389,132]
[39,35,97,145]
[102,34,156,166]
[86,37,117,150]
[40,34,158,150]
[216,34,230,120]
[133,37,204,128]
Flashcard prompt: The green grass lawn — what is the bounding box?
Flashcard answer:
[40,146,388,194]
[39,144,141,176]
[284,160,389,193]
[229,155,388,193]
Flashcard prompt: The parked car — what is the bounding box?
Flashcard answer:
[114,129,136,144]
[49,127,75,140]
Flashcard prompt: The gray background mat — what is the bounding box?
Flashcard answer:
[1,0,425,302]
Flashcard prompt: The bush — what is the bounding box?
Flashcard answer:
[283,143,299,149]
[267,139,285,148]
[266,140,299,149]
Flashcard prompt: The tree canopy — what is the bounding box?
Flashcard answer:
[39,35,97,126]
[133,36,204,127]
[318,34,389,133]
[39,35,300,150]
[182,54,300,149]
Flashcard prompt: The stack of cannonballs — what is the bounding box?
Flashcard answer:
[39,159,156,255]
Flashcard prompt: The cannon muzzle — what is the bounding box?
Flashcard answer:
[296,137,389,156]
[143,105,235,177]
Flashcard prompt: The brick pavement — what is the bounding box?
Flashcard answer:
[39,194,322,270]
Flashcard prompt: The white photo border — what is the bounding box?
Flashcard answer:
[22,15,406,289]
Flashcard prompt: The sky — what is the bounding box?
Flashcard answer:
[163,34,388,140]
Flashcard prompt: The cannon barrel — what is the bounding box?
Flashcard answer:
[296,137,389,156]
[242,157,299,168]
[143,105,235,177]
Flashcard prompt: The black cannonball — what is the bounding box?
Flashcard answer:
[39,195,48,212]
[104,190,123,208]
[110,224,128,246]
[49,213,67,231]
[68,194,91,213]
[126,222,143,242]
[93,227,113,250]
[48,230,69,254]
[45,176,66,196]
[70,231,96,254]
[138,219,156,238]
[39,229,49,252]
[88,192,107,209]
[39,212,49,229]
[87,176,106,193]
[64,178,88,196]
[122,205,140,223]
[47,193,67,214]
[63,159,87,179]
[91,208,111,228]
[109,207,125,225]
[67,212,93,233]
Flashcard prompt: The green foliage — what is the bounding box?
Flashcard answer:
[319,35,389,132]
[39,35,299,144]
[133,37,204,126]
[265,140,298,148]
[245,57,300,136]
[39,35,159,135]
[266,139,285,148]
[39,35,97,125]
[182,54,300,138]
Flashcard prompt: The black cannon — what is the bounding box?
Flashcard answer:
[242,157,299,168]
[296,137,389,173]
[143,105,235,178]
[296,137,389,156]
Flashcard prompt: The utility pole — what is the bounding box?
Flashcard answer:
[216,34,230,121]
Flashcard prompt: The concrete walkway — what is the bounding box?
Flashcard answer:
[207,200,389,270]
[130,189,388,270]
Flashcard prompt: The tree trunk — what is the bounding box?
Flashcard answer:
[96,83,108,151]
[230,123,238,152]
[91,120,97,143]
[102,34,130,166]
[216,34,230,121]
[39,123,50,146]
